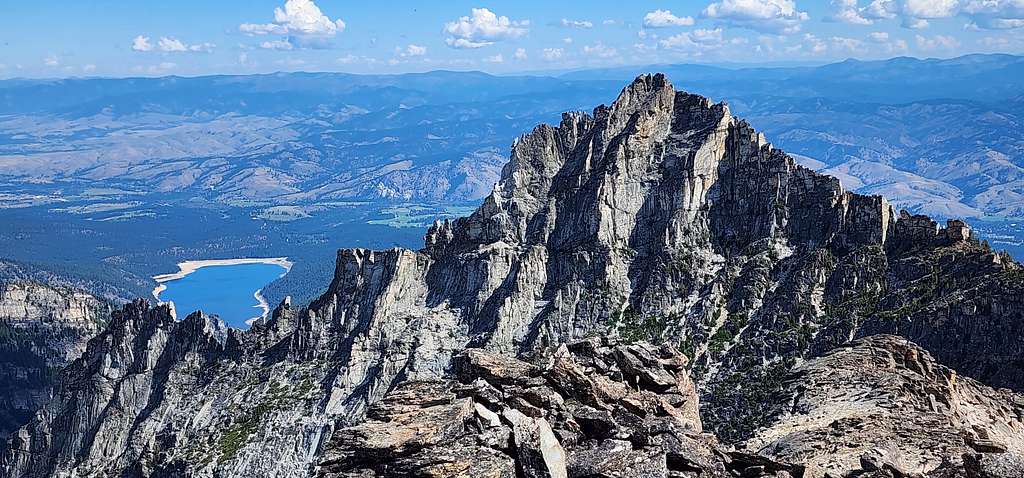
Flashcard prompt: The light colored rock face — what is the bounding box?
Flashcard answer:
[325,336,1024,478]
[744,335,1024,478]
[314,74,890,412]
[4,74,1024,478]
[0,282,102,329]
[0,281,108,438]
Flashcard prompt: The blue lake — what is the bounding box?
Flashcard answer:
[157,262,288,329]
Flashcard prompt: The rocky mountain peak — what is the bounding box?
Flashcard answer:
[425,73,907,266]
[4,74,1024,478]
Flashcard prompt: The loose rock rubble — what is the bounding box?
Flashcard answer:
[319,338,804,478]
[744,335,1024,478]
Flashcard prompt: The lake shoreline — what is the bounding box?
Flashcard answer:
[247,288,271,327]
[151,257,293,323]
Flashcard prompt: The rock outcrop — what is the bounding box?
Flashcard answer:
[0,281,108,439]
[305,73,1024,443]
[3,74,1024,478]
[744,335,1024,477]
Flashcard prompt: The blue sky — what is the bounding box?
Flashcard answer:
[3,0,1024,78]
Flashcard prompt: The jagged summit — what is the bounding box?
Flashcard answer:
[427,73,907,263]
[3,74,1023,478]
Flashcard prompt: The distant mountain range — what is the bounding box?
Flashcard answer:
[0,72,620,204]
[1,54,1023,220]
[562,53,1024,103]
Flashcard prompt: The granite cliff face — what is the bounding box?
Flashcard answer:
[0,281,108,439]
[3,74,1024,477]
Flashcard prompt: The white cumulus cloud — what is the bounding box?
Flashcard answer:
[903,0,959,18]
[157,37,216,53]
[801,33,829,53]
[903,0,958,28]
[132,35,153,52]
[827,0,874,24]
[831,35,865,51]
[444,8,528,49]
[133,35,214,53]
[397,44,427,57]
[702,0,809,33]
[260,39,295,50]
[241,0,345,36]
[240,0,344,49]
[643,10,696,27]
[659,28,728,54]
[542,47,564,61]
[514,48,528,60]
[158,37,188,52]
[863,0,898,20]
[406,44,427,56]
[855,0,960,29]
[868,31,910,52]
[915,33,961,50]
[962,0,1024,30]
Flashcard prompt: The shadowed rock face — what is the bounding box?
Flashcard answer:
[3,74,1024,478]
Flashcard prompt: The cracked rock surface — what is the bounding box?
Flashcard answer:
[318,338,791,478]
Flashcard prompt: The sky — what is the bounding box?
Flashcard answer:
[2,0,1024,78]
